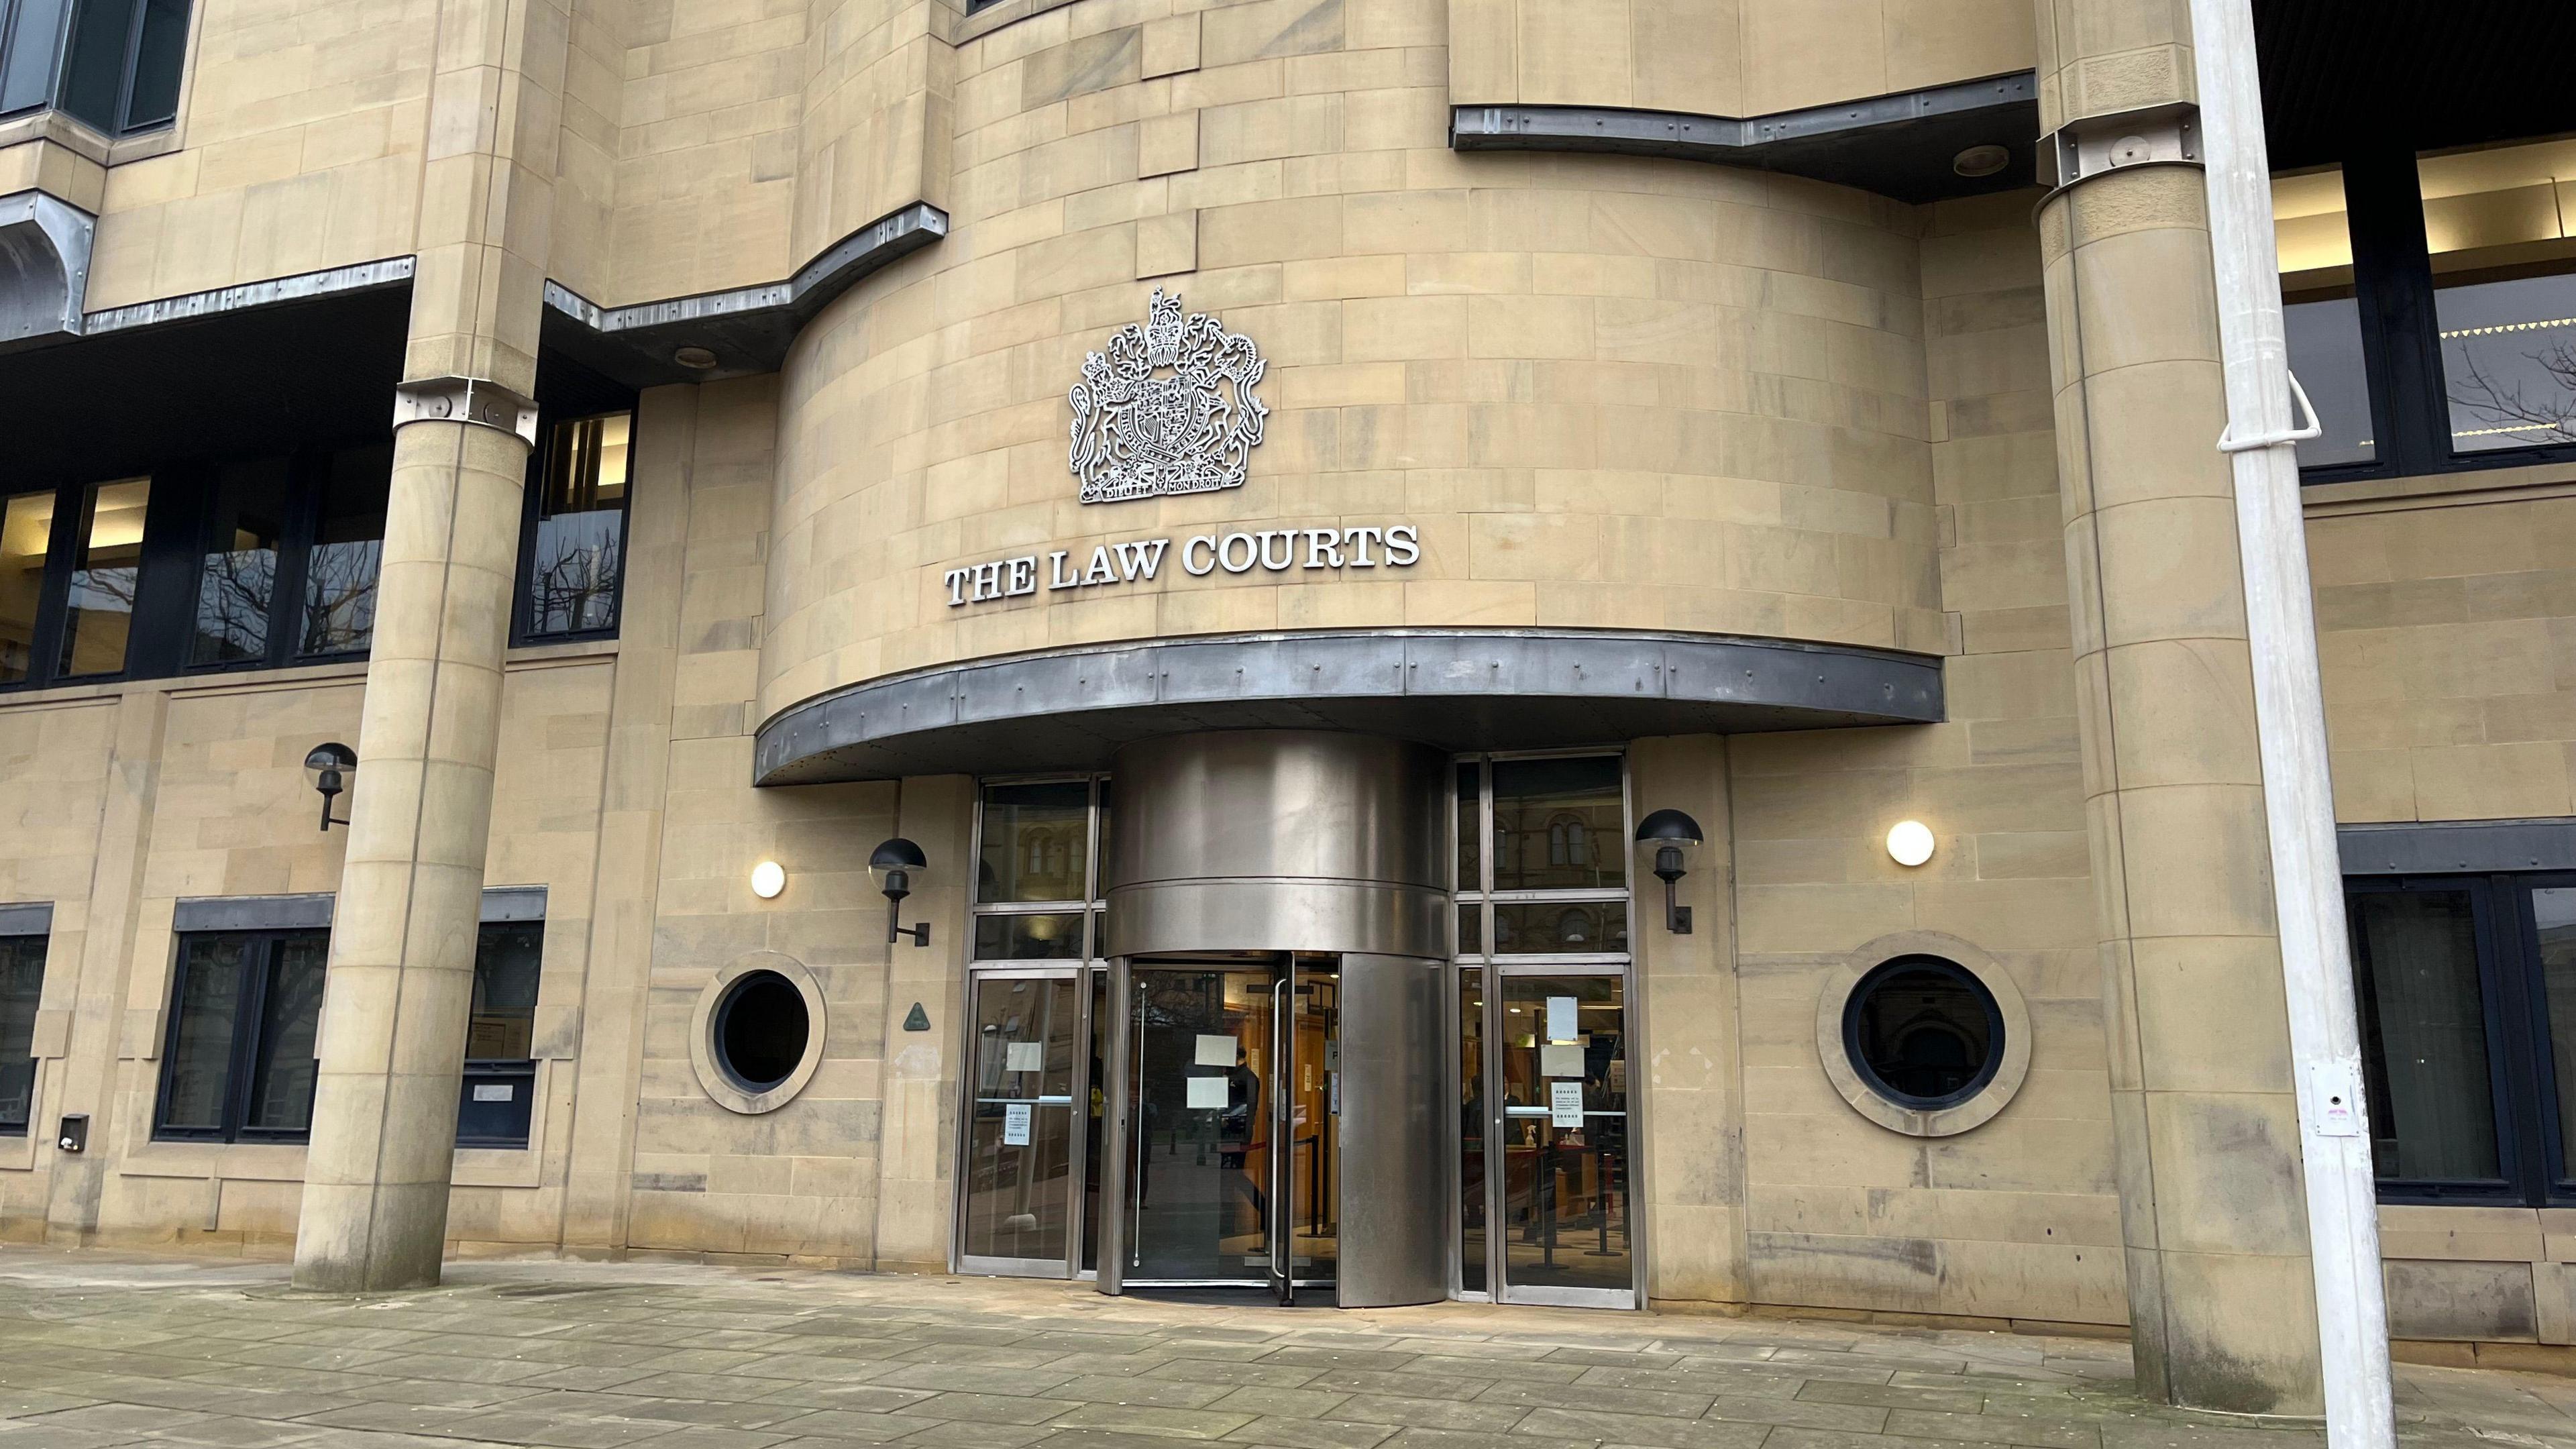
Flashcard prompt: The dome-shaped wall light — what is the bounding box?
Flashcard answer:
[871,837,931,947]
[1886,820,1936,867]
[750,861,787,899]
[1634,808,1705,934]
[305,742,357,832]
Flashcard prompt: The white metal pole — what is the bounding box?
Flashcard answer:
[2184,2,2396,1444]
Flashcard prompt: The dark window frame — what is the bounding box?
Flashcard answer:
[458,918,541,1149]
[2298,140,2576,485]
[0,932,46,1136]
[152,928,327,1145]
[2349,871,2576,1208]
[0,0,188,136]
[0,437,394,696]
[512,408,635,647]
[182,442,392,676]
[0,471,193,693]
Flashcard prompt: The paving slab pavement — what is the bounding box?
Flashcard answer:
[0,1248,2556,1449]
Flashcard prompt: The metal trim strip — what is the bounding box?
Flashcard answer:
[2337,818,2576,876]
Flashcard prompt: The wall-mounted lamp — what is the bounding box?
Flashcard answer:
[871,837,931,948]
[1633,808,1704,935]
[750,861,787,899]
[305,742,357,831]
[1886,820,1935,868]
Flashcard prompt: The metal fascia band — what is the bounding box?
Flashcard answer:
[83,256,416,335]
[1448,72,2037,203]
[752,628,1945,785]
[541,201,949,383]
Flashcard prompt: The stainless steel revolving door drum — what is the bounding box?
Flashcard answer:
[1107,731,1450,1307]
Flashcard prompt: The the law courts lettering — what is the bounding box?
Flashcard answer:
[944,524,1420,607]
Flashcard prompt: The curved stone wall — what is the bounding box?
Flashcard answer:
[758,0,1945,724]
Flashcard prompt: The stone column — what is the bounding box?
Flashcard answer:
[294,409,531,1291]
[292,0,562,1291]
[2033,0,2324,1414]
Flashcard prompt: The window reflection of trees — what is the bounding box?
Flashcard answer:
[527,513,623,635]
[193,546,276,661]
[301,539,381,655]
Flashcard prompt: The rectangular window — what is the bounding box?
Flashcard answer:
[1459,754,1631,961]
[2350,885,2504,1185]
[2273,168,2376,468]
[189,460,289,667]
[1489,756,1625,893]
[57,477,148,679]
[0,0,74,116]
[52,0,185,134]
[0,934,44,1134]
[300,445,388,657]
[2420,141,2576,454]
[2347,873,2576,1206]
[971,777,1106,965]
[458,919,540,1148]
[155,929,327,1143]
[0,490,52,685]
[523,413,631,639]
[2290,137,2576,480]
[979,782,1093,905]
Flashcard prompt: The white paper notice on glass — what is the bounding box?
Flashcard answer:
[1194,1033,1238,1067]
[1546,995,1578,1042]
[1005,1041,1044,1073]
[1550,1079,1585,1128]
[1002,1102,1032,1146]
[471,1083,513,1102]
[1540,1041,1586,1078]
[1186,1075,1229,1109]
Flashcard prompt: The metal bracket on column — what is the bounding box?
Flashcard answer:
[392,376,539,447]
[2041,101,2202,195]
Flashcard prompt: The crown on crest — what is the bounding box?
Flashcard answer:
[1143,287,1185,368]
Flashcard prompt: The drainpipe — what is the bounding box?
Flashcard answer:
[2185,2,2396,1444]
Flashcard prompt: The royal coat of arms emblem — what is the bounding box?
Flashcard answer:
[1068,288,1268,503]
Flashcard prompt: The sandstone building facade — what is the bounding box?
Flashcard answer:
[1,0,2571,1415]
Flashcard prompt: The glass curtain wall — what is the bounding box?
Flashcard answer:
[960,777,1108,1276]
[1454,752,1637,1307]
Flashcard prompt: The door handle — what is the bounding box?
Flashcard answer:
[1272,973,1291,1299]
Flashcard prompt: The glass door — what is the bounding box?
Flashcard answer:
[957,969,1087,1276]
[1282,956,1340,1297]
[1492,969,1633,1307]
[1117,955,1339,1301]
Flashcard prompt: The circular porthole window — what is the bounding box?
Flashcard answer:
[714,971,809,1091]
[1816,932,2031,1137]
[690,953,826,1114]
[1843,957,2002,1109]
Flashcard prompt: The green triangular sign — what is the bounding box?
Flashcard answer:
[902,1002,931,1032]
